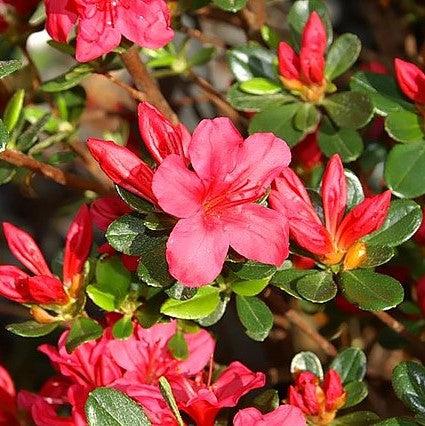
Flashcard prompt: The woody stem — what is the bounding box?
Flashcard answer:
[120,46,179,124]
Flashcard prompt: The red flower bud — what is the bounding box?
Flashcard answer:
[394,58,425,105]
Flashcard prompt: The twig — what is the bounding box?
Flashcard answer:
[240,0,267,36]
[189,71,248,129]
[120,46,179,124]
[102,72,146,103]
[263,288,338,357]
[180,25,226,49]
[0,149,110,194]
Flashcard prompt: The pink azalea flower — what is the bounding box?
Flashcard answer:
[91,196,132,231]
[233,405,306,426]
[270,154,391,269]
[0,205,92,307]
[0,364,19,426]
[44,0,174,62]
[172,361,265,426]
[152,117,291,286]
[394,58,425,105]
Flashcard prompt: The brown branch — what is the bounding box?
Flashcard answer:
[240,0,267,36]
[189,71,248,129]
[102,72,146,103]
[180,25,226,49]
[0,149,110,194]
[120,46,178,124]
[263,288,338,357]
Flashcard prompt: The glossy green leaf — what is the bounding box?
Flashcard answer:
[231,277,271,296]
[253,389,280,413]
[17,114,50,151]
[296,270,337,303]
[236,295,273,341]
[239,77,282,95]
[365,200,422,247]
[322,91,374,129]
[230,261,276,280]
[375,418,420,426]
[168,331,189,361]
[0,120,9,152]
[339,270,404,312]
[115,186,154,213]
[330,347,367,383]
[86,387,151,426]
[159,377,184,426]
[42,64,94,92]
[325,33,361,80]
[249,102,305,146]
[213,0,246,12]
[331,411,380,425]
[345,170,365,209]
[358,245,395,269]
[161,286,220,320]
[271,269,315,298]
[3,89,25,132]
[6,321,59,337]
[260,25,280,49]
[66,317,103,353]
[318,117,363,162]
[0,60,22,79]
[290,351,323,379]
[293,103,320,132]
[385,109,425,144]
[392,361,425,416]
[197,295,230,326]
[385,142,425,198]
[344,381,368,408]
[112,315,133,340]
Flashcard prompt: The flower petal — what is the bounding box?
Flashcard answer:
[91,196,132,231]
[152,154,205,218]
[300,12,326,84]
[189,118,243,181]
[23,275,68,305]
[278,42,301,80]
[336,190,392,250]
[0,265,30,303]
[223,204,289,266]
[63,205,92,285]
[394,58,425,104]
[234,406,306,426]
[2,223,52,276]
[180,329,215,376]
[166,213,229,286]
[45,0,77,43]
[321,155,347,237]
[87,138,156,203]
[138,102,190,165]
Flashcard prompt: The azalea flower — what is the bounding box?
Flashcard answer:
[172,361,265,426]
[291,131,323,172]
[394,58,425,106]
[233,405,306,426]
[0,205,92,316]
[278,12,327,102]
[88,102,190,205]
[44,0,174,62]
[288,369,346,425]
[0,364,19,426]
[269,154,391,270]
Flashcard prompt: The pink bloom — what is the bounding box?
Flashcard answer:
[172,361,265,426]
[44,0,174,62]
[91,196,132,231]
[270,154,391,269]
[278,12,326,85]
[0,364,19,426]
[233,405,306,426]
[0,205,92,306]
[152,117,290,286]
[394,58,425,105]
[88,102,190,205]
[288,370,345,425]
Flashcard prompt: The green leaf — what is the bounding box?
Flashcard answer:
[296,270,337,303]
[168,331,189,360]
[230,261,276,280]
[6,321,59,337]
[322,91,374,129]
[3,89,25,132]
[287,0,333,51]
[0,120,9,152]
[86,387,151,426]
[318,117,363,162]
[271,269,315,298]
[135,294,165,328]
[339,270,404,312]
[227,44,277,82]
[385,109,425,143]
[260,25,280,49]
[212,0,246,12]
[365,200,422,247]
[165,283,197,300]
[325,33,361,80]
[330,347,367,383]
[331,411,380,425]
[350,71,413,116]
[232,277,271,296]
[392,361,425,416]
[345,170,365,209]
[161,286,220,320]
[290,351,323,379]
[17,114,50,151]
[253,389,280,412]
[42,64,94,92]
[159,377,184,426]
[358,245,395,269]
[86,286,117,312]
[236,295,273,341]
[66,317,103,353]
[385,142,425,198]
[239,78,282,95]
[249,102,305,146]
[0,160,16,184]
[116,186,154,213]
[343,381,368,408]
[293,103,320,132]
[112,315,133,340]
[197,295,230,326]
[375,418,420,426]
[189,47,216,67]
[0,60,22,79]
[227,83,295,112]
